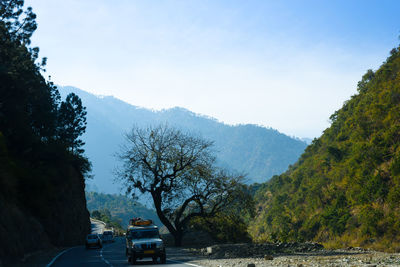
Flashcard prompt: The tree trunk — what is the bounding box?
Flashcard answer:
[173,231,183,247]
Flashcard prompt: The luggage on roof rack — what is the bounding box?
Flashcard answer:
[129,218,153,226]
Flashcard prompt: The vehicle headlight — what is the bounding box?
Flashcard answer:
[132,244,140,249]
[156,242,164,249]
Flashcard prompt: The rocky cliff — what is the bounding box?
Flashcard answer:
[0,140,91,263]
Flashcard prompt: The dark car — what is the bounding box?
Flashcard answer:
[85,234,103,249]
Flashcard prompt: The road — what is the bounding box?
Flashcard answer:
[50,220,200,267]
[51,238,200,267]
[91,219,106,234]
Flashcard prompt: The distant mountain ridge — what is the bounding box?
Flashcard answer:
[59,86,307,193]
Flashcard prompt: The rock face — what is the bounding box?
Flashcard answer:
[0,197,51,261]
[39,166,91,246]
[0,164,90,263]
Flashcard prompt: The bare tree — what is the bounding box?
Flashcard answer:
[118,124,244,246]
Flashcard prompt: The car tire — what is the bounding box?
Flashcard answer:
[160,254,166,264]
[129,256,136,265]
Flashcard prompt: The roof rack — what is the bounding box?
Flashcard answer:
[129,218,153,226]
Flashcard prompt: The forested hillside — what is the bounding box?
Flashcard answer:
[86,192,161,227]
[0,1,90,262]
[250,45,400,251]
[59,86,307,193]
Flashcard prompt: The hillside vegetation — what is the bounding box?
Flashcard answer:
[0,1,90,262]
[86,192,162,227]
[59,86,307,192]
[250,45,400,251]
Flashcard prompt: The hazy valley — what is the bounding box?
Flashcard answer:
[59,86,307,194]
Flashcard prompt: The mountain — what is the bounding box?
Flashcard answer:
[58,86,307,193]
[249,45,400,251]
[86,192,161,227]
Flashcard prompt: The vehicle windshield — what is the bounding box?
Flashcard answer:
[129,229,159,239]
[87,234,98,239]
[103,231,112,235]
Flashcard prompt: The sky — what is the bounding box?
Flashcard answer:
[25,0,400,138]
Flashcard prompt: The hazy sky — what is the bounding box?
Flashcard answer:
[26,0,400,138]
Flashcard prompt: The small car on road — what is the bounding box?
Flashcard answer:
[102,230,115,243]
[85,234,103,249]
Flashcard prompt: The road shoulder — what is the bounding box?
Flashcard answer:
[166,247,208,266]
[4,247,67,267]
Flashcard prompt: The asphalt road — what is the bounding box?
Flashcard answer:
[51,237,199,267]
[91,219,106,234]
[49,220,199,267]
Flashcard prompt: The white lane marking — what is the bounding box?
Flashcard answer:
[168,259,204,267]
[46,246,79,267]
[100,246,113,267]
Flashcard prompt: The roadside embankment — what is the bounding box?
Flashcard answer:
[183,243,400,267]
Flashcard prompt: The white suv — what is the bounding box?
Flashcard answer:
[102,230,115,243]
[125,225,166,264]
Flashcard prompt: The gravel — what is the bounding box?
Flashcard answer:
[178,243,400,267]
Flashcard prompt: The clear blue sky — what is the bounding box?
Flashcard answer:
[26,0,400,138]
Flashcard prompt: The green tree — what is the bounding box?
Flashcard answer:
[0,1,87,156]
[92,210,102,219]
[118,124,245,246]
[190,183,255,243]
[57,93,87,153]
[0,1,57,152]
[0,0,37,45]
